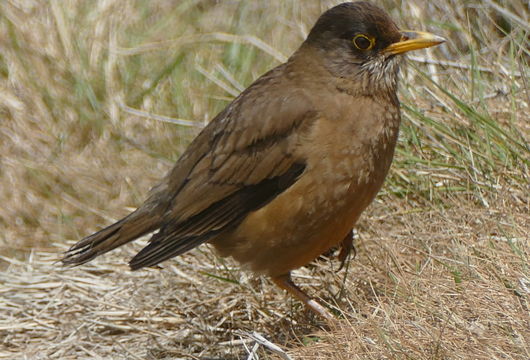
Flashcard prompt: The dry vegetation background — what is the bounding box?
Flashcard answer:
[0,0,528,359]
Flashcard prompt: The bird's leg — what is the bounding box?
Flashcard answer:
[337,230,356,272]
[271,273,335,321]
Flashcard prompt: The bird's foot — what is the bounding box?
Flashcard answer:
[271,273,336,322]
[336,230,356,272]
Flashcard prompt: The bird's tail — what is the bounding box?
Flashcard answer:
[62,208,161,266]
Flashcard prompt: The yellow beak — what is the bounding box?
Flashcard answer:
[384,31,446,55]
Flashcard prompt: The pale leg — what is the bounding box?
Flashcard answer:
[271,273,335,321]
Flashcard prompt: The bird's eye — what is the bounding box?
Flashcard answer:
[353,34,374,50]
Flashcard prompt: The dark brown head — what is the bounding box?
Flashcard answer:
[303,1,445,96]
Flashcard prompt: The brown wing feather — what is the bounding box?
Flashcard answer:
[129,162,306,269]
[128,65,317,269]
[64,63,317,268]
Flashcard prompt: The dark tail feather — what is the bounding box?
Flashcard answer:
[62,209,160,266]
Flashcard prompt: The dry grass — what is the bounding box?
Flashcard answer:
[0,0,528,359]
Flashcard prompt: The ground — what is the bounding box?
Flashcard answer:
[0,1,528,359]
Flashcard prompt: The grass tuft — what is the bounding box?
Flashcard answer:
[0,0,528,358]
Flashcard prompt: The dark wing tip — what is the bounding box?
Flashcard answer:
[61,242,98,266]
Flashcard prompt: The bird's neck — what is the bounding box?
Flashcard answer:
[289,44,402,104]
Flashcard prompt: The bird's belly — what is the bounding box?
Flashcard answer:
[211,136,396,277]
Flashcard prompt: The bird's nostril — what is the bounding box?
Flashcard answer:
[400,31,416,41]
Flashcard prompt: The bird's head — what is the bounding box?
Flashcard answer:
[304,1,445,97]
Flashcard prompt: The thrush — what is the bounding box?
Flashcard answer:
[63,1,445,320]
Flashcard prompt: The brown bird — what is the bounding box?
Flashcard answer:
[63,1,445,320]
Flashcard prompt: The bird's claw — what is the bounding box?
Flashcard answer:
[336,230,356,272]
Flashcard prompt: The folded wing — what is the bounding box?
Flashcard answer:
[64,64,317,270]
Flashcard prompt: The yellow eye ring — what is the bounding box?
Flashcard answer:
[353,34,375,50]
